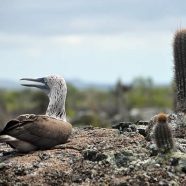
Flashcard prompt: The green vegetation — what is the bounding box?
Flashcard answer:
[128,77,173,108]
[0,77,174,128]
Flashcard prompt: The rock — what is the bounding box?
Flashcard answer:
[159,180,169,186]
[0,127,185,185]
[130,124,137,132]
[170,157,179,166]
[82,147,107,161]
[112,122,139,134]
[171,152,186,173]
[112,122,132,132]
[38,152,50,160]
[114,150,134,167]
[136,125,147,137]
[147,143,158,156]
[14,166,27,176]
[0,163,6,170]
[135,121,149,126]
[180,159,186,173]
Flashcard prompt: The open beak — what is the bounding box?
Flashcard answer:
[20,77,49,90]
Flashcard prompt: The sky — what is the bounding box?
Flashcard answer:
[0,0,186,85]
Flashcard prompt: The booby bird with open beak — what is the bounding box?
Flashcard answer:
[0,75,72,153]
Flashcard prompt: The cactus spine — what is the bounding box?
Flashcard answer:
[153,113,174,153]
[174,29,186,112]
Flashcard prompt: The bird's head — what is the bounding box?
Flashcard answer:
[20,75,67,97]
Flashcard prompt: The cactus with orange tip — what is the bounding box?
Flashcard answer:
[174,29,186,112]
[153,113,175,153]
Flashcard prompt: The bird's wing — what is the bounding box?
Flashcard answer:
[1,115,72,149]
[1,114,37,133]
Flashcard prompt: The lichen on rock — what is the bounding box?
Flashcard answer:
[0,127,185,185]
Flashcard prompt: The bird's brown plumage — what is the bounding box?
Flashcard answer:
[0,115,72,150]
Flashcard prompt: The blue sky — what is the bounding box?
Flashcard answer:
[0,0,186,85]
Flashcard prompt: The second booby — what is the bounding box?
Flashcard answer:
[0,75,72,153]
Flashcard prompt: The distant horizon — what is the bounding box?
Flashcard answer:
[0,76,172,89]
[0,73,174,85]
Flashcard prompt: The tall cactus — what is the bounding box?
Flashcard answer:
[153,113,175,153]
[174,29,186,112]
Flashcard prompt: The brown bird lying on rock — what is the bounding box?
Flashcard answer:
[0,75,72,153]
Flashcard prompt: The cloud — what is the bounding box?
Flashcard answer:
[0,0,184,84]
[52,35,83,45]
[0,0,186,35]
[25,48,42,58]
[0,29,172,51]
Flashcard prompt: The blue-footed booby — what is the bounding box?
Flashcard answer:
[0,75,72,153]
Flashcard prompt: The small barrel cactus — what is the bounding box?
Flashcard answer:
[174,29,186,112]
[153,113,175,153]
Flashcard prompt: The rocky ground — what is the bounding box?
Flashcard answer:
[0,123,185,186]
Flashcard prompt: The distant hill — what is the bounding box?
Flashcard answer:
[0,79,113,91]
[69,79,113,90]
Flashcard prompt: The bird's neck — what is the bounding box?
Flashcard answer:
[46,93,67,121]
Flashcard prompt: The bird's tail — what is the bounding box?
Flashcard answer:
[0,135,17,143]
